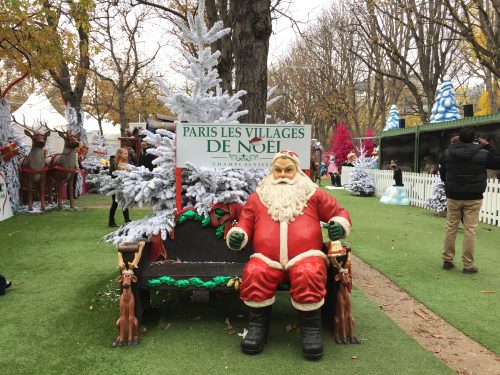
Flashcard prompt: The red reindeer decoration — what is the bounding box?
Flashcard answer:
[113,242,144,348]
[18,128,51,211]
[45,131,80,209]
[327,241,361,345]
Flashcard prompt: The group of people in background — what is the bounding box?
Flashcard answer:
[321,150,379,187]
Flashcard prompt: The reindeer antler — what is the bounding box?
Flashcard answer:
[117,252,127,272]
[11,114,34,132]
[128,242,145,270]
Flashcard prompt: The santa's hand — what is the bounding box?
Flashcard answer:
[228,232,245,250]
[327,221,344,241]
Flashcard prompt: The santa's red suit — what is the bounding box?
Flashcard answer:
[227,188,351,311]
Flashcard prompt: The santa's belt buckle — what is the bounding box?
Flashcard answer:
[328,248,346,257]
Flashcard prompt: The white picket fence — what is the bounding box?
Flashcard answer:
[341,166,500,227]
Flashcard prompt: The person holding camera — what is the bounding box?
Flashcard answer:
[439,126,500,273]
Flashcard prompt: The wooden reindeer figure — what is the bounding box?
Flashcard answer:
[19,128,51,211]
[327,240,361,345]
[45,131,80,209]
[113,242,144,348]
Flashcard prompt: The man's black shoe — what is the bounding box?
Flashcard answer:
[463,267,478,274]
[442,261,455,270]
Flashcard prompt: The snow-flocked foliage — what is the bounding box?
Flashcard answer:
[429,76,461,123]
[345,146,375,196]
[383,104,400,131]
[0,98,28,210]
[155,0,247,124]
[425,174,447,215]
[81,135,112,173]
[65,105,88,145]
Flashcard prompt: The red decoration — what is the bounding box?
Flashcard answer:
[149,233,167,261]
[209,203,244,239]
[361,128,376,157]
[77,145,89,161]
[328,122,353,166]
[0,142,20,162]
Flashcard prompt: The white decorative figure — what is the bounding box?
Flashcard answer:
[429,76,461,123]
[383,104,400,131]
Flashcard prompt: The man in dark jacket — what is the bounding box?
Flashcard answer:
[439,126,500,273]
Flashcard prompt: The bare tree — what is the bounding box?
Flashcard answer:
[352,0,460,123]
[441,0,500,79]
[91,1,162,134]
[82,74,115,137]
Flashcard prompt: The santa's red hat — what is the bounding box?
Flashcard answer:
[272,150,300,168]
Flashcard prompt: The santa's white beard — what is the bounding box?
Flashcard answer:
[257,173,317,223]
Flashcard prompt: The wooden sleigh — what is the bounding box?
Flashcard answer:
[114,204,359,346]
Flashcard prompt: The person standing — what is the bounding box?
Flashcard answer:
[227,150,352,359]
[327,155,341,187]
[108,148,131,227]
[439,127,500,273]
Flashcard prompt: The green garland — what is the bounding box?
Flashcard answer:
[177,208,228,239]
[177,210,211,227]
[146,275,232,289]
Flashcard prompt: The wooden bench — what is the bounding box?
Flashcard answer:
[118,220,253,324]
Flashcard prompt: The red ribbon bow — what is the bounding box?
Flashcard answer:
[0,142,20,162]
[209,203,244,239]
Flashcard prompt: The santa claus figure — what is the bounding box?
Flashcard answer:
[227,150,351,360]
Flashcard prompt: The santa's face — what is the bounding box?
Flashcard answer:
[272,158,297,181]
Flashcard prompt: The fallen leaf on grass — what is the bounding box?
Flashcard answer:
[480,290,495,294]
[431,334,446,339]
[414,309,429,320]
[431,345,442,353]
[351,356,359,360]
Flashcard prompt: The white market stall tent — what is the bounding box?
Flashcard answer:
[11,93,122,155]
[11,93,67,154]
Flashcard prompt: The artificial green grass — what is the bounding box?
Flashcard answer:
[324,188,500,354]
[0,202,453,374]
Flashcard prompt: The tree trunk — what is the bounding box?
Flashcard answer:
[118,92,128,136]
[206,0,233,93]
[231,0,272,124]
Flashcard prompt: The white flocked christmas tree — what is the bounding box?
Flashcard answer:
[0,98,29,210]
[429,76,461,123]
[425,174,447,215]
[93,0,268,245]
[81,135,112,174]
[344,146,375,196]
[383,104,400,131]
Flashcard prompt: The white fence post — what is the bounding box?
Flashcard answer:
[339,167,500,226]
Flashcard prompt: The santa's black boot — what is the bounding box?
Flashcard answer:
[299,309,323,360]
[241,306,272,355]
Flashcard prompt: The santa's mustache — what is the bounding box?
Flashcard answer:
[272,177,297,185]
